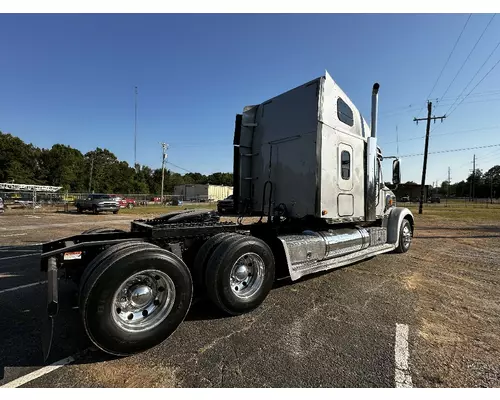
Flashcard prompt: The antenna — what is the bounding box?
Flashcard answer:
[396,125,400,156]
[134,86,138,171]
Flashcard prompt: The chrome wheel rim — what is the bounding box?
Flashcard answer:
[229,252,265,299]
[111,269,175,332]
[402,225,412,248]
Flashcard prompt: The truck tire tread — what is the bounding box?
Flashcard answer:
[192,232,235,295]
[80,242,192,356]
[205,235,275,316]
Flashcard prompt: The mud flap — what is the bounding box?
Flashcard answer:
[42,257,59,361]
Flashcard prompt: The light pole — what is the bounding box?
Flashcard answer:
[160,142,169,204]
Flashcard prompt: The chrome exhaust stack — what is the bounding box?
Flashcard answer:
[365,83,380,222]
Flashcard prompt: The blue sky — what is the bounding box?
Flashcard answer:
[1,13,499,185]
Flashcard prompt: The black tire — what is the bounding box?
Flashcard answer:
[79,242,193,356]
[192,232,235,295]
[127,203,134,209]
[394,218,412,253]
[78,241,154,300]
[76,206,83,214]
[113,210,119,214]
[92,205,99,215]
[205,235,275,316]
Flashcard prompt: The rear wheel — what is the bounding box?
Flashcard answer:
[127,203,134,209]
[192,232,234,295]
[79,242,192,356]
[76,206,83,213]
[205,235,275,315]
[92,205,99,215]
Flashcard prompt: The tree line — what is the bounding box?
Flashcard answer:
[0,132,233,194]
[402,165,500,200]
[437,166,500,199]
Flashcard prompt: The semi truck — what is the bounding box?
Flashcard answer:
[39,71,414,360]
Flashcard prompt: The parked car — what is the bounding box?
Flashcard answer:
[75,194,120,214]
[429,195,441,203]
[0,197,4,214]
[217,194,234,214]
[111,195,137,209]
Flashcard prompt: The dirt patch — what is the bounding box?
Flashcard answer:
[68,355,178,388]
[408,220,500,387]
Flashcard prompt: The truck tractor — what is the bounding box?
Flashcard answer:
[40,71,414,360]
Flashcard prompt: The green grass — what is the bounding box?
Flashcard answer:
[119,203,217,215]
[405,203,500,224]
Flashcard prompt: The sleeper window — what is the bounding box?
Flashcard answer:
[337,97,354,127]
[341,150,350,180]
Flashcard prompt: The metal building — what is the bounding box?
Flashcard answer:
[173,184,233,202]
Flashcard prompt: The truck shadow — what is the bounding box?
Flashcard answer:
[417,225,500,232]
[417,235,500,239]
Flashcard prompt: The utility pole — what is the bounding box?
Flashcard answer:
[160,142,169,205]
[413,101,446,214]
[490,174,494,204]
[472,154,476,203]
[447,166,451,197]
[134,86,138,172]
[88,157,94,193]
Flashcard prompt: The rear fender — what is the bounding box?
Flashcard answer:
[384,207,414,247]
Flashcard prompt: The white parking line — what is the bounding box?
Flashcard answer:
[395,323,413,388]
[0,356,75,388]
[0,281,47,295]
[0,253,39,261]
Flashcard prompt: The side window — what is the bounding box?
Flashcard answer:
[337,97,354,127]
[341,150,350,180]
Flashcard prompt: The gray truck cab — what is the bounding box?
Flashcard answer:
[75,193,120,214]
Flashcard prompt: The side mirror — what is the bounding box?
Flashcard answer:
[392,159,401,185]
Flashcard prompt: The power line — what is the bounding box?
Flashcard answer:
[443,38,500,116]
[447,55,500,117]
[415,14,472,119]
[381,90,500,120]
[439,14,496,102]
[399,142,500,158]
[425,15,472,103]
[166,161,194,174]
[380,125,500,145]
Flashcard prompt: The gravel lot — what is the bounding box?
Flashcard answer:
[0,206,499,387]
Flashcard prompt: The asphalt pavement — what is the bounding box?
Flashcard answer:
[0,244,417,388]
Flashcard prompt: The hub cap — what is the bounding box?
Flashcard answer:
[112,269,175,332]
[402,225,412,248]
[229,252,265,299]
